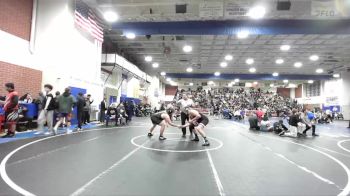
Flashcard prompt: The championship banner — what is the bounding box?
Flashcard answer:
[199,1,223,17]
[311,0,339,17]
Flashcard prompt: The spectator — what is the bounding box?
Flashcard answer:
[260,116,273,132]
[76,92,86,131]
[0,83,19,138]
[37,84,55,135]
[20,93,33,103]
[273,120,288,134]
[100,96,107,123]
[248,112,259,130]
[53,88,76,134]
[83,94,93,124]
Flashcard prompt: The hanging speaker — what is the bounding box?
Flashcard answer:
[277,1,291,10]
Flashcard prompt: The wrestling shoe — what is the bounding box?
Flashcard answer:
[159,136,167,140]
[147,133,153,137]
[1,133,15,138]
[312,133,319,137]
[182,134,186,138]
[191,137,200,142]
[278,131,285,136]
[202,141,210,146]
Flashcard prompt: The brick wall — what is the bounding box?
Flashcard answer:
[0,0,33,40]
[277,88,290,98]
[165,85,178,96]
[295,84,302,98]
[0,61,42,97]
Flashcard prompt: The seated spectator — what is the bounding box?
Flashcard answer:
[234,109,242,120]
[260,116,273,132]
[20,93,33,103]
[273,120,288,134]
[248,112,259,131]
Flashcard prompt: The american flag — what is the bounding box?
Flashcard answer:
[75,0,104,43]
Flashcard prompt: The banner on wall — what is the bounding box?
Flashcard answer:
[325,96,339,106]
[121,74,128,97]
[199,1,223,17]
[311,0,339,17]
[224,1,248,18]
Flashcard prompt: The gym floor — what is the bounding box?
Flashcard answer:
[1,118,350,196]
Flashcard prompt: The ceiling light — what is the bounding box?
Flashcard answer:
[272,72,279,77]
[234,78,240,82]
[186,67,193,72]
[333,73,340,78]
[280,45,291,51]
[183,45,192,53]
[214,72,221,76]
[160,72,166,76]
[189,82,194,86]
[225,55,233,61]
[237,30,249,39]
[249,67,256,73]
[166,78,171,82]
[308,80,314,84]
[247,6,266,19]
[283,79,288,83]
[294,62,303,68]
[220,62,228,68]
[145,56,152,62]
[208,81,214,85]
[309,55,319,61]
[316,68,324,73]
[103,11,119,22]
[275,58,284,64]
[253,81,258,85]
[246,58,254,65]
[152,63,159,68]
[270,84,274,87]
[125,33,136,39]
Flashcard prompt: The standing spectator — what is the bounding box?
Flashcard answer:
[99,96,107,123]
[83,94,93,124]
[53,91,60,126]
[53,88,76,134]
[37,92,45,112]
[0,83,19,138]
[37,84,55,135]
[76,92,86,131]
[177,93,195,138]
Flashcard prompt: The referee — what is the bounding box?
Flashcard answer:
[177,93,194,138]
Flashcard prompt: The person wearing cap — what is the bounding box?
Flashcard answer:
[148,104,181,140]
[0,83,19,138]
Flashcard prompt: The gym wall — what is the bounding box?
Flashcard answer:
[0,61,42,96]
[0,0,43,96]
[0,0,33,41]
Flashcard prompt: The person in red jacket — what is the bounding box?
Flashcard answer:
[0,83,19,138]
